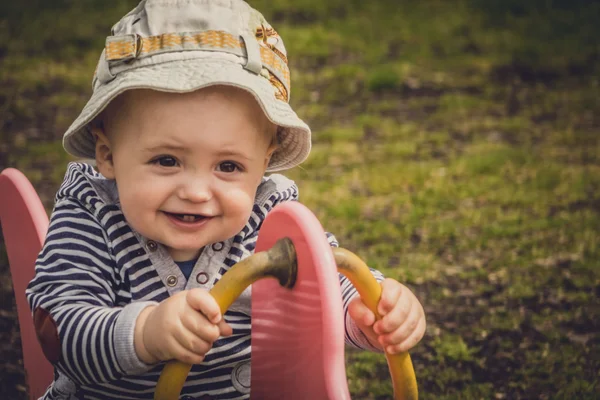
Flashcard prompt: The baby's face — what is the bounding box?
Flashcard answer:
[94,87,275,261]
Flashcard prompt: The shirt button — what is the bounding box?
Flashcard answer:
[231,360,251,394]
[147,240,158,252]
[196,272,209,285]
[212,242,224,251]
[166,275,178,287]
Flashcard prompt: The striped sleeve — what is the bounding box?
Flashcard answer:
[26,199,156,385]
[326,232,385,352]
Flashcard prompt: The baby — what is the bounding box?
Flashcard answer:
[26,0,425,399]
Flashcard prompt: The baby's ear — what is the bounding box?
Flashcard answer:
[263,145,277,172]
[263,126,279,171]
[91,124,115,179]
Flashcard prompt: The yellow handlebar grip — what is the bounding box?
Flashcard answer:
[155,242,418,400]
[333,247,418,400]
[155,239,296,400]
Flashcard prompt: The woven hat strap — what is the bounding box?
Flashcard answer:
[102,31,290,101]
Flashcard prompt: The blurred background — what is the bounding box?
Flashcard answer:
[0,0,598,398]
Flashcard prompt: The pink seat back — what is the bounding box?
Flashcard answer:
[0,168,54,399]
[252,202,351,400]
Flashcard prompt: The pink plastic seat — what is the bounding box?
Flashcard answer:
[252,201,351,399]
[0,168,54,399]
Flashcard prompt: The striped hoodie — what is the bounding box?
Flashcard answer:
[26,162,383,399]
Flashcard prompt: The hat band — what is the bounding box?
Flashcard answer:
[104,31,289,101]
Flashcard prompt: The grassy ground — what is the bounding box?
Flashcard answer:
[1,0,599,398]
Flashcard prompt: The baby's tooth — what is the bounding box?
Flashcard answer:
[182,215,195,222]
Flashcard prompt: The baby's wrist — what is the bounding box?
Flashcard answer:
[134,305,159,364]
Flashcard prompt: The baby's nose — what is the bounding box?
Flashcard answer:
[178,178,212,202]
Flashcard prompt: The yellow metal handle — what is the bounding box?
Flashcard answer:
[155,238,297,400]
[333,247,419,400]
[155,241,418,400]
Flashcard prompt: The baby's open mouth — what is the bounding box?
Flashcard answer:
[165,212,206,223]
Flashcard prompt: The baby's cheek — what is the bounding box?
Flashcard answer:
[119,195,155,237]
[222,188,255,228]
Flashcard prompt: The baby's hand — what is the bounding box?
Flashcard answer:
[134,289,232,364]
[348,278,425,354]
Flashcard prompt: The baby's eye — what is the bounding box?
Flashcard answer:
[217,161,241,173]
[151,155,179,167]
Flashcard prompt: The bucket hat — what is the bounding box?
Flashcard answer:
[62,0,310,171]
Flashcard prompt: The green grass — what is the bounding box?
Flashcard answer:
[1,0,599,399]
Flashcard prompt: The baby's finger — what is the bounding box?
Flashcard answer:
[377,302,421,347]
[186,288,222,324]
[218,319,233,337]
[373,292,411,335]
[182,306,232,338]
[180,310,221,344]
[169,335,209,364]
[385,321,425,354]
[348,296,376,328]
[172,325,214,357]
[377,279,403,316]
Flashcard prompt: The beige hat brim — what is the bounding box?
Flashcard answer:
[63,56,311,172]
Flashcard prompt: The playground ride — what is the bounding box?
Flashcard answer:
[0,167,418,400]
